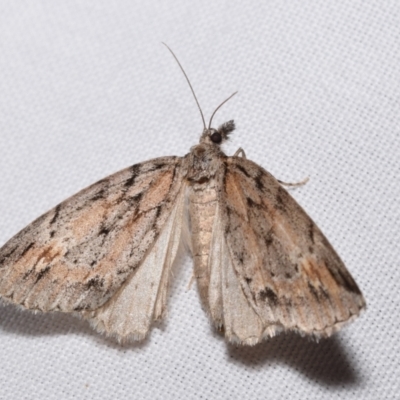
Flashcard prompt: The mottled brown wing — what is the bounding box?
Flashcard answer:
[0,156,184,316]
[214,156,365,344]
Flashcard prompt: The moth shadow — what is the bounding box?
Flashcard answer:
[0,301,153,350]
[226,332,362,387]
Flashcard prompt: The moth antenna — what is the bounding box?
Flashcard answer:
[208,91,238,129]
[162,42,206,130]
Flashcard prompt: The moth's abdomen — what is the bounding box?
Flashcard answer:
[188,180,218,310]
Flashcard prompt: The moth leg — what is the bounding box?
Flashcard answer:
[278,176,309,187]
[233,148,246,158]
[186,270,196,291]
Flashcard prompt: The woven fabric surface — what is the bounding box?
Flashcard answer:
[0,1,399,399]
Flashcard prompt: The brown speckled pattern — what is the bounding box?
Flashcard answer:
[0,124,365,344]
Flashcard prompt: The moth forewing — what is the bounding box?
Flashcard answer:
[217,156,366,342]
[0,157,185,318]
[81,184,187,341]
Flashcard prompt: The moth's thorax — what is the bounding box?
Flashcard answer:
[185,142,225,183]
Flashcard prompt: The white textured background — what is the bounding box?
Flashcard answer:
[0,1,399,399]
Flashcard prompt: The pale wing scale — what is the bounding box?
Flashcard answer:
[0,156,184,315]
[220,241,264,346]
[82,186,186,341]
[208,203,263,345]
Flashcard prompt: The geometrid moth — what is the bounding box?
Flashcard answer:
[0,45,365,345]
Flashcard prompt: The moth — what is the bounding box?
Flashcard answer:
[0,45,365,345]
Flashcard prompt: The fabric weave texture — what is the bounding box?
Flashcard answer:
[0,1,398,399]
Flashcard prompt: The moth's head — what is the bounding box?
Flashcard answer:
[200,120,235,146]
